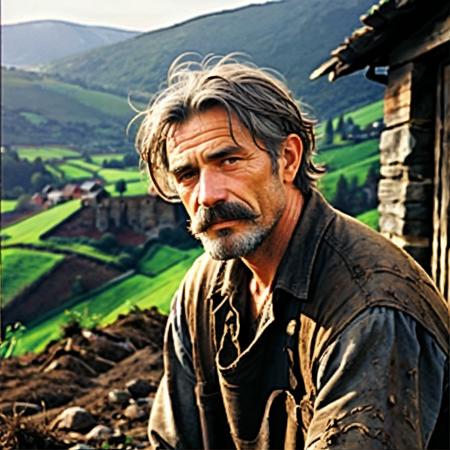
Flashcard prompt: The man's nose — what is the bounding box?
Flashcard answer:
[197,169,227,208]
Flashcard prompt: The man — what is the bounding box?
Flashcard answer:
[136,54,449,449]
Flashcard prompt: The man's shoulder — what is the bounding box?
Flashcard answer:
[306,208,449,355]
[323,209,427,282]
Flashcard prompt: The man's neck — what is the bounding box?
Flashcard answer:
[242,188,304,314]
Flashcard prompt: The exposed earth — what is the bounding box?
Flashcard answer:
[0,308,166,450]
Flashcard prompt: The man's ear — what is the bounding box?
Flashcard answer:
[279,134,303,183]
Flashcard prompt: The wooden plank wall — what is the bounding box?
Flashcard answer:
[378,59,436,272]
[431,61,449,301]
[379,43,449,300]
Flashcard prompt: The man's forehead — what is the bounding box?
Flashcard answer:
[166,109,247,150]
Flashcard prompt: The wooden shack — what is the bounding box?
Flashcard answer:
[310,0,449,300]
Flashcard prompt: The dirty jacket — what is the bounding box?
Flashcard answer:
[148,190,449,449]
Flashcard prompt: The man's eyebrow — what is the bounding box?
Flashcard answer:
[205,145,242,162]
[168,145,243,176]
[169,161,195,177]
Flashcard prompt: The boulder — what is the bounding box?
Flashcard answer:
[86,424,113,441]
[108,389,131,405]
[69,445,95,450]
[126,378,152,398]
[124,403,146,420]
[51,406,96,431]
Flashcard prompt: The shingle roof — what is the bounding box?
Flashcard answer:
[310,0,449,82]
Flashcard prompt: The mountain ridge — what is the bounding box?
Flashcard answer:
[1,20,140,67]
[45,0,383,120]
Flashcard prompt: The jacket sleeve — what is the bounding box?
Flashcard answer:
[304,307,447,450]
[148,290,202,449]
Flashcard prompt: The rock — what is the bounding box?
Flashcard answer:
[124,403,146,420]
[135,397,154,414]
[86,424,113,441]
[69,445,95,450]
[51,406,96,431]
[108,389,131,405]
[126,378,152,398]
[0,401,41,416]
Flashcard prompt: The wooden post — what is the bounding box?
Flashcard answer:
[431,59,450,301]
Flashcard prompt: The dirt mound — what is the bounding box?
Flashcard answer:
[0,308,167,450]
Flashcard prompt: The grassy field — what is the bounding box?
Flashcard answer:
[316,139,379,172]
[66,159,102,172]
[138,244,191,276]
[316,100,384,138]
[356,208,379,230]
[1,200,81,245]
[45,238,119,264]
[107,180,148,197]
[13,247,202,355]
[57,163,94,180]
[319,154,380,201]
[99,168,141,184]
[43,79,134,119]
[1,200,17,213]
[17,146,80,161]
[2,248,64,305]
[91,154,126,164]
[45,164,64,180]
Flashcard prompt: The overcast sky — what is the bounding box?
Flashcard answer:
[2,0,273,32]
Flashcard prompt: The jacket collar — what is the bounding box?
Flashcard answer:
[216,189,336,301]
[273,189,336,300]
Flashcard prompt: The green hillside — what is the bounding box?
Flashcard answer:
[1,200,81,245]
[1,200,17,213]
[2,249,65,305]
[1,68,136,152]
[17,146,81,161]
[46,0,382,121]
[13,246,202,355]
[356,208,379,230]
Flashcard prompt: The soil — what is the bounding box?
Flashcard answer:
[0,308,167,450]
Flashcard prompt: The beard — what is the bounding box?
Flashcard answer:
[197,214,282,260]
[189,188,285,260]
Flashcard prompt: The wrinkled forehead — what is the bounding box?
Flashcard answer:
[166,107,250,155]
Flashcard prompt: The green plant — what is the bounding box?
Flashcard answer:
[62,307,101,334]
[0,322,26,359]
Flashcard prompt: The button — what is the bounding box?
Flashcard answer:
[286,319,296,336]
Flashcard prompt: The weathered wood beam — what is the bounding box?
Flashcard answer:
[389,12,450,68]
[384,61,437,128]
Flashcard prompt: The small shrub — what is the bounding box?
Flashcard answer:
[0,322,26,359]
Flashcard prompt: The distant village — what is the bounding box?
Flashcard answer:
[32,180,111,208]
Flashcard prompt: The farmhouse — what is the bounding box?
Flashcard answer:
[311,0,449,299]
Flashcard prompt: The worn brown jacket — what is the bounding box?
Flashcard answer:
[149,190,449,449]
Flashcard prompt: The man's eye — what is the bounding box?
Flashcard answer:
[223,157,240,166]
[177,171,196,183]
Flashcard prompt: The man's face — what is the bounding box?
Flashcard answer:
[166,107,288,260]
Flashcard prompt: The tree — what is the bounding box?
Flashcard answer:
[336,114,346,139]
[15,194,32,212]
[115,179,127,197]
[333,175,350,214]
[324,118,334,145]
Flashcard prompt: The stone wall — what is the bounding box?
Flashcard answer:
[93,196,178,235]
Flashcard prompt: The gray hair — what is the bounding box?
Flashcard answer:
[135,53,324,202]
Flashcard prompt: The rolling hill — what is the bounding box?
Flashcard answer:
[45,0,384,120]
[1,20,139,68]
[1,67,138,151]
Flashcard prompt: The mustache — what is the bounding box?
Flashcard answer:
[189,202,259,235]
